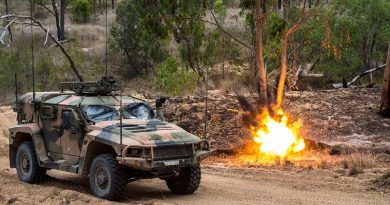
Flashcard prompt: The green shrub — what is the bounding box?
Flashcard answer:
[156,57,200,96]
[72,0,93,24]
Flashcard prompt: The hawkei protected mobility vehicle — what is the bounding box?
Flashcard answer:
[9,77,210,200]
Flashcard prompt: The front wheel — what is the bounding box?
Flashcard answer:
[15,141,46,183]
[89,154,128,201]
[165,163,201,194]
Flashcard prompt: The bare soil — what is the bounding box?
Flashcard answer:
[1,88,390,204]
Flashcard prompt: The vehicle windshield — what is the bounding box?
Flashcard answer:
[82,103,154,122]
[123,103,155,120]
[82,105,119,122]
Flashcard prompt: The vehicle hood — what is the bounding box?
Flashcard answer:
[86,119,201,146]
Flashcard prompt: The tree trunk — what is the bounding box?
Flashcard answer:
[5,0,12,41]
[379,44,390,116]
[60,0,65,41]
[254,0,268,106]
[50,0,61,40]
[112,0,115,9]
[282,0,290,20]
[276,24,302,108]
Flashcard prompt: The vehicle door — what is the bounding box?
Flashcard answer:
[40,104,62,154]
[60,108,85,159]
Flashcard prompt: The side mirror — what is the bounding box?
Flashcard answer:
[155,96,167,121]
[13,106,22,113]
[156,96,167,108]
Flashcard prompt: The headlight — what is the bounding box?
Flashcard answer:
[143,148,151,159]
[196,141,209,151]
[126,148,142,157]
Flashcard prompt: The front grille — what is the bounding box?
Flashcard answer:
[153,145,193,160]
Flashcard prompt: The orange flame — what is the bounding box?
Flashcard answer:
[251,109,305,158]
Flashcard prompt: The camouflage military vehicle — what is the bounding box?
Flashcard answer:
[9,77,209,200]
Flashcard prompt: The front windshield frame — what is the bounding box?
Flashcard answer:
[80,99,155,122]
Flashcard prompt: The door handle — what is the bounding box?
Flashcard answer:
[68,126,77,134]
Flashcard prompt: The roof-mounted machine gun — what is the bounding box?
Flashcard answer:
[59,76,120,95]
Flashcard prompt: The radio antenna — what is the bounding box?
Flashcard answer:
[119,85,123,156]
[204,66,208,138]
[105,0,108,77]
[15,73,18,105]
[30,0,35,102]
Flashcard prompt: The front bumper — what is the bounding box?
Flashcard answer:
[117,150,209,170]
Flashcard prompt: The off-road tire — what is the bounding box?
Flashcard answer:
[15,141,47,183]
[89,154,128,201]
[166,163,201,194]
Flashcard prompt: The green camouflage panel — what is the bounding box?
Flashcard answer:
[85,119,201,151]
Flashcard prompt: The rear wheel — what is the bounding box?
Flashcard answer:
[166,163,201,194]
[15,141,46,183]
[89,154,128,201]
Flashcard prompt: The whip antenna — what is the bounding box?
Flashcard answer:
[119,86,123,156]
[15,73,18,105]
[204,66,208,138]
[105,0,108,77]
[30,0,35,102]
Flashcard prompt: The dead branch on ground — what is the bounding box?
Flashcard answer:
[332,64,386,89]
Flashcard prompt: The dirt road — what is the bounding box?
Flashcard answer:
[0,159,389,205]
[0,105,389,205]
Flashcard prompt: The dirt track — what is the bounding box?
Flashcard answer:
[0,105,390,205]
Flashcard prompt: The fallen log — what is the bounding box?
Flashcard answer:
[333,64,386,88]
[295,65,324,78]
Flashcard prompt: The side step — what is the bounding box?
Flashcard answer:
[41,160,79,174]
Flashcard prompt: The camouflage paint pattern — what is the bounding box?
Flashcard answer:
[10,91,209,176]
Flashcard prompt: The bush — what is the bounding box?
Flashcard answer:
[72,0,93,24]
[156,57,200,96]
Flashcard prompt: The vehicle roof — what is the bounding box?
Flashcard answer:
[18,92,145,106]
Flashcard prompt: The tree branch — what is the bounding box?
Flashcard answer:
[276,7,319,108]
[0,14,84,82]
[207,3,253,50]
[32,0,55,16]
[65,0,72,8]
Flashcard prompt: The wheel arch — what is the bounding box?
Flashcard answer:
[79,140,117,176]
[9,131,34,168]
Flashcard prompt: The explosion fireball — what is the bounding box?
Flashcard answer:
[250,109,305,158]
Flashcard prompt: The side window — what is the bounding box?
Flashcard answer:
[61,109,82,134]
[61,111,73,130]
[41,105,57,119]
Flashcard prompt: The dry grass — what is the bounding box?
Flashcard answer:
[205,148,383,176]
[373,172,390,188]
